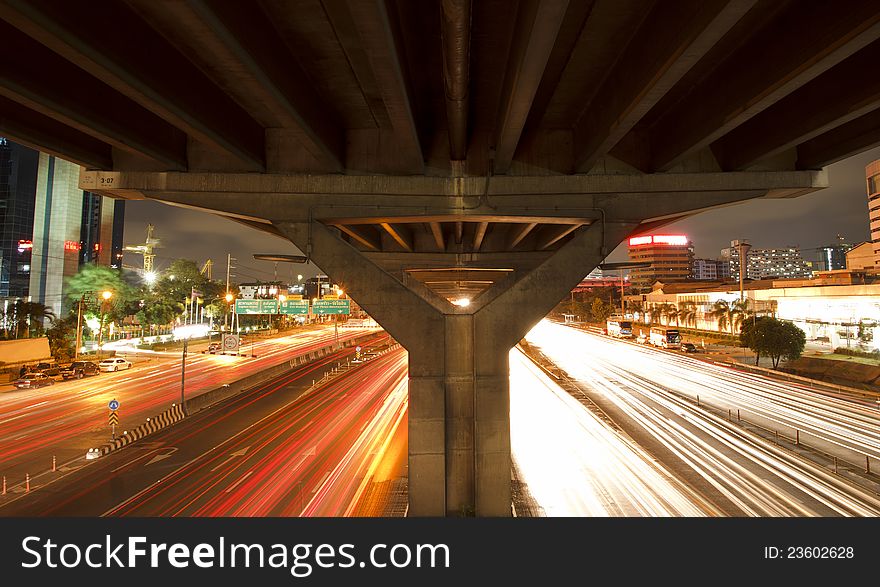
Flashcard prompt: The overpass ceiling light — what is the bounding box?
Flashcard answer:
[452,298,471,307]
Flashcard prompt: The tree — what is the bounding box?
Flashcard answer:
[46,315,77,360]
[626,300,644,323]
[590,298,613,323]
[678,301,697,328]
[65,264,134,304]
[8,301,55,338]
[655,302,677,326]
[740,317,806,369]
[708,300,734,334]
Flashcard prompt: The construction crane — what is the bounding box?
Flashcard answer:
[200,259,213,280]
[124,224,161,274]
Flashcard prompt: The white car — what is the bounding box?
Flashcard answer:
[98,358,132,372]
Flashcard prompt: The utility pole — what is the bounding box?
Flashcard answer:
[74,292,87,360]
[619,269,625,316]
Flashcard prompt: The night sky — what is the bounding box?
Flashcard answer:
[123,144,880,281]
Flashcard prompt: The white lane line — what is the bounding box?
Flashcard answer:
[312,470,331,494]
[225,471,253,493]
[25,401,49,409]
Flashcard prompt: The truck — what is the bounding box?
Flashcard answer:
[606,318,634,339]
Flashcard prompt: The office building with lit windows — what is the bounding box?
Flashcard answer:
[627,234,694,290]
[867,159,880,267]
[29,153,124,318]
[0,138,39,299]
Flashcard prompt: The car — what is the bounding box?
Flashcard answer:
[636,333,648,344]
[12,372,55,389]
[28,362,61,377]
[207,342,222,354]
[60,361,100,380]
[680,342,698,353]
[98,358,132,372]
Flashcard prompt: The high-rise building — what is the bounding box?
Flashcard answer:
[0,139,39,298]
[814,244,849,272]
[29,154,122,319]
[691,258,730,281]
[627,234,693,290]
[721,241,813,280]
[867,160,880,267]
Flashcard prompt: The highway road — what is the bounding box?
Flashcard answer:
[510,349,707,516]
[524,320,880,516]
[0,338,405,517]
[0,325,373,489]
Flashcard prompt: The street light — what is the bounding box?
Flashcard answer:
[224,292,234,331]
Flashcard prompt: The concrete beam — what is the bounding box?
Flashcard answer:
[493,0,568,173]
[472,221,488,251]
[334,224,381,251]
[79,169,827,198]
[0,95,112,169]
[429,222,446,250]
[796,108,880,169]
[649,0,880,170]
[713,41,880,170]
[537,223,581,249]
[507,222,537,249]
[0,21,186,169]
[127,0,344,171]
[379,222,413,251]
[479,221,637,350]
[0,0,265,169]
[573,0,755,172]
[441,0,471,160]
[326,0,424,173]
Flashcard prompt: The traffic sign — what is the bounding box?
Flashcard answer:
[108,399,119,411]
[108,411,119,426]
[222,334,240,352]
[312,299,351,315]
[279,299,310,314]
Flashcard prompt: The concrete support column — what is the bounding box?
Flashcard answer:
[274,219,638,517]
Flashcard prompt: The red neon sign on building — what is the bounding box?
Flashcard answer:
[628,234,688,246]
[64,241,81,251]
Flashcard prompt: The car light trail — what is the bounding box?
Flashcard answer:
[524,320,880,516]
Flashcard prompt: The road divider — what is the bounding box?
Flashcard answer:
[88,332,379,460]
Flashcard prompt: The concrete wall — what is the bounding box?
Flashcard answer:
[0,337,51,364]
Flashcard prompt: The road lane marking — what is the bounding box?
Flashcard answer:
[225,471,253,493]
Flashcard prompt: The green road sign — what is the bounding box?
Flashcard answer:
[312,299,351,315]
[280,299,310,314]
[235,299,279,314]
[234,299,262,314]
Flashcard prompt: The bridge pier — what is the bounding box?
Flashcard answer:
[275,219,635,516]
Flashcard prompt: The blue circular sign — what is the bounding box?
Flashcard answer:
[109,399,119,411]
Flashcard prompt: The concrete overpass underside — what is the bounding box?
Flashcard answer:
[1,0,877,515]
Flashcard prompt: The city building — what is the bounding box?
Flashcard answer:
[629,270,880,352]
[721,241,813,280]
[28,154,122,319]
[627,234,694,290]
[0,138,39,299]
[847,242,874,270]
[692,258,731,281]
[867,159,880,267]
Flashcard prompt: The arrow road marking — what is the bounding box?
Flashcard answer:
[210,446,251,472]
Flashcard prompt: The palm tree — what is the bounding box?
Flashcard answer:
[708,300,734,334]
[678,301,697,328]
[656,302,677,326]
[626,300,644,323]
[731,298,753,334]
[10,300,55,338]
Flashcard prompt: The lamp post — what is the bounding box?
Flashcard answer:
[96,290,113,351]
[225,292,234,331]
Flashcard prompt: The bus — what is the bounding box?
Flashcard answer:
[649,327,681,349]
[606,318,633,339]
